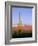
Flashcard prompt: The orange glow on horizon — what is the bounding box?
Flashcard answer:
[11,25,32,32]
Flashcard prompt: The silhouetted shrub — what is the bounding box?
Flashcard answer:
[12,30,32,38]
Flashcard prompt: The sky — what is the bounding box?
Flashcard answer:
[12,7,32,26]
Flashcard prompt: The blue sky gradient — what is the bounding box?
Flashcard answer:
[12,7,32,25]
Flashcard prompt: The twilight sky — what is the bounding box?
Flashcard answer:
[12,7,32,26]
